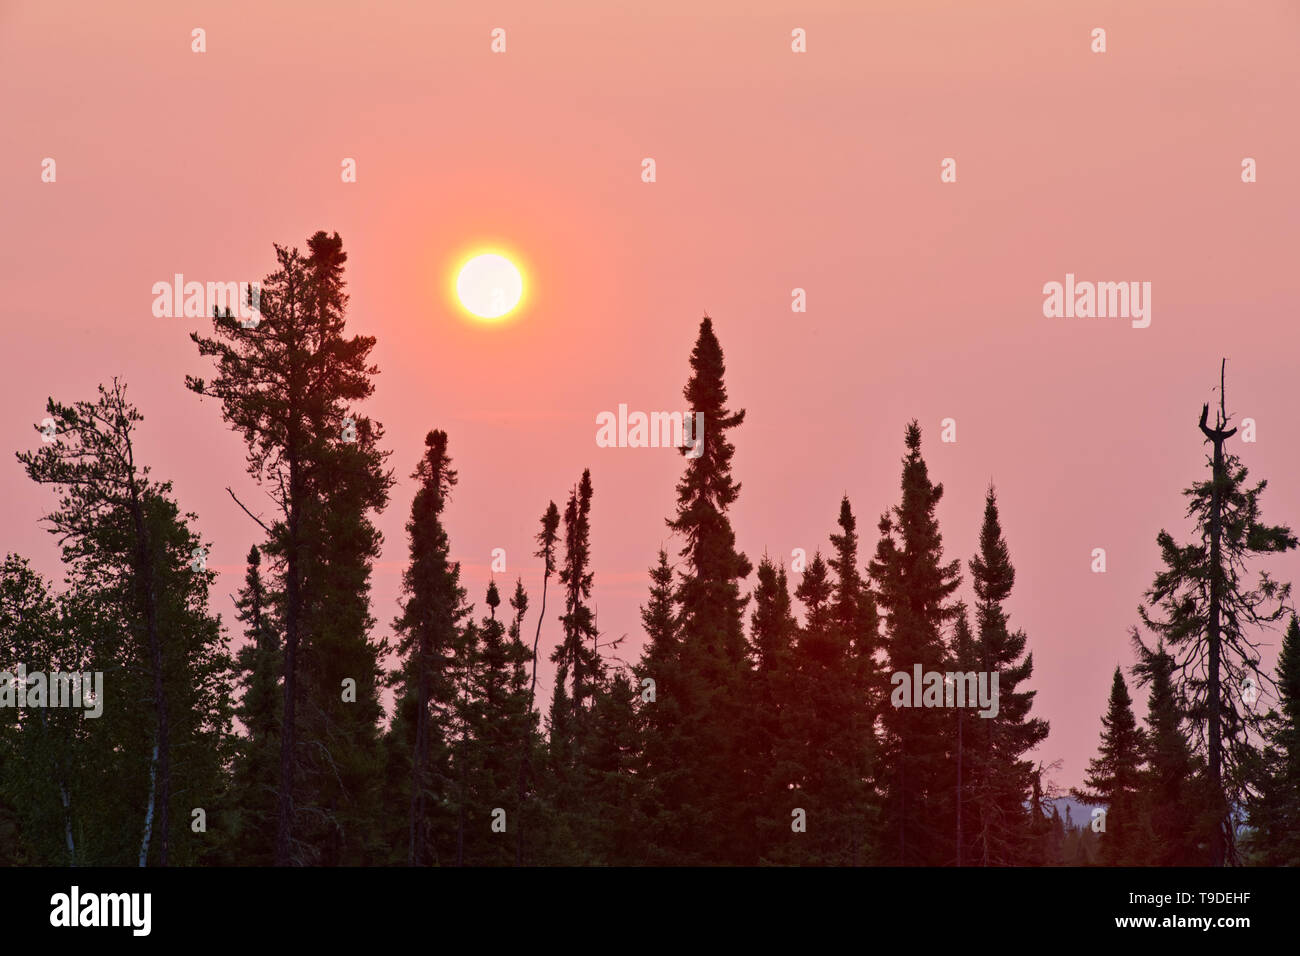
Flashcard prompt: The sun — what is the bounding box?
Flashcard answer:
[455,252,524,320]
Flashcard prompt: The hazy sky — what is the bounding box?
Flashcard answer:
[3,0,1299,791]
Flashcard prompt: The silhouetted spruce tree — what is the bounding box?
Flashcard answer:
[448,611,482,866]
[828,496,882,864]
[767,553,832,864]
[869,421,961,865]
[230,545,281,864]
[654,316,754,865]
[1136,367,1296,864]
[632,549,683,864]
[504,579,546,864]
[1073,668,1145,865]
[778,551,875,864]
[290,234,392,865]
[547,469,604,861]
[19,382,234,866]
[550,471,600,761]
[967,487,1049,865]
[388,430,470,866]
[461,581,535,865]
[188,230,389,866]
[748,555,798,862]
[1131,635,1208,865]
[1245,614,1300,864]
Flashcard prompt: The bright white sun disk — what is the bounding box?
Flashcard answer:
[457,254,523,319]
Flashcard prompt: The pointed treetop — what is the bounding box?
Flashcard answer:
[904,420,922,453]
[684,316,741,426]
[972,485,1014,604]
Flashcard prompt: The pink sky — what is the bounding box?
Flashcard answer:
[3,0,1299,791]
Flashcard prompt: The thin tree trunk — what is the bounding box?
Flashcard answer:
[516,558,553,865]
[1208,435,1224,866]
[138,740,158,866]
[528,567,549,706]
[128,482,168,867]
[145,622,169,866]
[1199,360,1235,867]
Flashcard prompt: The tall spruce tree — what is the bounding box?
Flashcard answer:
[652,316,754,864]
[632,549,683,864]
[286,234,392,865]
[1073,667,1145,865]
[829,496,882,865]
[546,470,602,861]
[549,471,600,772]
[1136,367,1295,864]
[188,230,391,865]
[389,430,470,866]
[966,487,1049,865]
[870,422,961,865]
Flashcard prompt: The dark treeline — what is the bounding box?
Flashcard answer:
[1,233,1297,866]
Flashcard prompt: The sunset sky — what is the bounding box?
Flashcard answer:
[3,0,1299,793]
